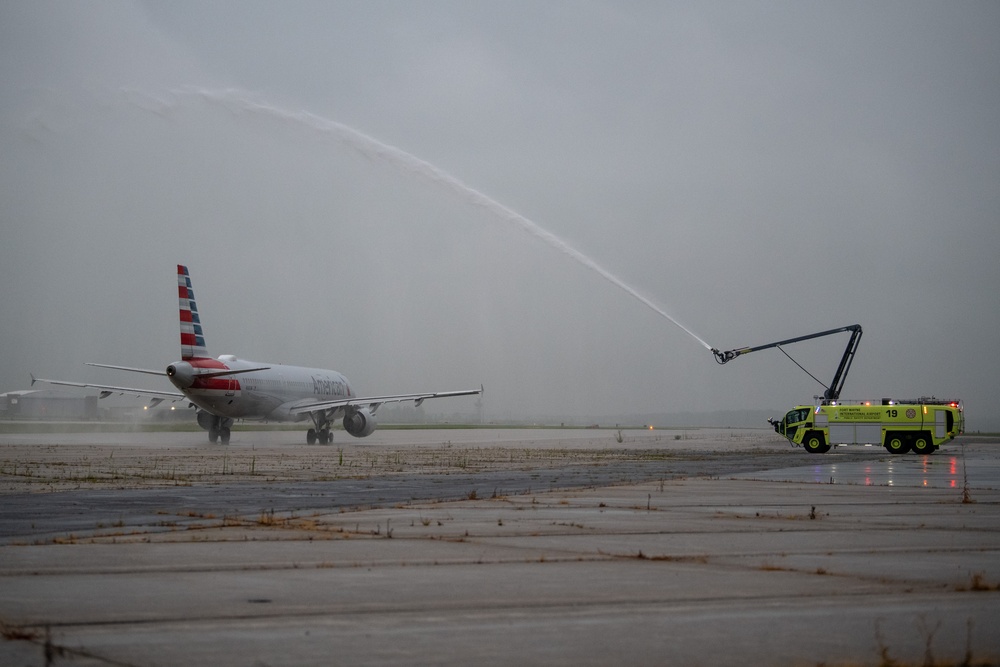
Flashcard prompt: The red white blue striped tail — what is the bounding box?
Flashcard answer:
[177,265,209,360]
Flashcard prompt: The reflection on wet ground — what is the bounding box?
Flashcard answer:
[734,442,1000,489]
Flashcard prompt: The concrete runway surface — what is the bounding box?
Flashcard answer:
[0,427,998,666]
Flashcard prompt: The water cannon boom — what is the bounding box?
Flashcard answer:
[712,324,863,401]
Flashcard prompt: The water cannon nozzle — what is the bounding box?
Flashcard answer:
[712,348,736,365]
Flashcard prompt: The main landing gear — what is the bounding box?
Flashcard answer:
[307,414,333,444]
[203,414,233,445]
[307,427,332,445]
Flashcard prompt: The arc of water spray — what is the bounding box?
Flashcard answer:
[158,87,713,351]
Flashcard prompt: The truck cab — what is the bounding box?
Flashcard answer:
[770,407,811,441]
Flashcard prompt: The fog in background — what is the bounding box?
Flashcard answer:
[2,2,998,428]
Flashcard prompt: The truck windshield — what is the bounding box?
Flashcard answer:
[785,408,810,425]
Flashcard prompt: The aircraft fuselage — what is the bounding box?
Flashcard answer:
[167,354,353,423]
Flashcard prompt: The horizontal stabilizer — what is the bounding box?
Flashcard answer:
[86,363,165,376]
[194,366,270,380]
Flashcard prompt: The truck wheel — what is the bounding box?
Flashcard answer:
[803,432,829,454]
[912,433,934,455]
[884,433,910,455]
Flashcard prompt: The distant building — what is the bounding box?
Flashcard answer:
[1,388,190,422]
[1,389,98,420]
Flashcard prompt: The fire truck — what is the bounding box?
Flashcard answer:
[712,325,964,454]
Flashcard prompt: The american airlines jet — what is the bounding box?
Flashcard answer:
[34,265,481,444]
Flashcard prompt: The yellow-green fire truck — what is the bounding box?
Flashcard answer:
[770,398,964,454]
[713,325,965,454]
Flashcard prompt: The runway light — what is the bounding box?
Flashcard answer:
[648,425,654,430]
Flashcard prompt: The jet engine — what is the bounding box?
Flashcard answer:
[343,408,376,437]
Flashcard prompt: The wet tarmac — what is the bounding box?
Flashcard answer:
[1,429,997,666]
[735,443,1000,489]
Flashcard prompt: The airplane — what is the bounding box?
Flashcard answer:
[33,264,482,444]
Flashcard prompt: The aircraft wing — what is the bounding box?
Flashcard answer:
[31,375,186,403]
[289,387,482,416]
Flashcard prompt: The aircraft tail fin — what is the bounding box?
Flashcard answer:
[177,264,210,360]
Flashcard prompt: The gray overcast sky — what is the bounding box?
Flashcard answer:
[2,1,998,427]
